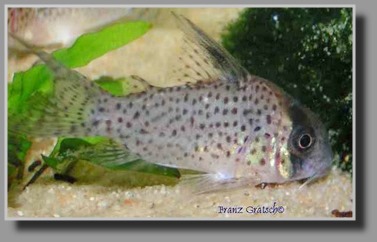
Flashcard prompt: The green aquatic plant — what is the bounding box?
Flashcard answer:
[9,21,151,115]
[8,134,31,185]
[222,8,353,174]
[8,20,180,185]
[93,76,132,97]
[42,137,180,178]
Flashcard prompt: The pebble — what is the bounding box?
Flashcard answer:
[98,201,108,208]
[124,191,134,198]
[160,186,166,194]
[175,188,180,194]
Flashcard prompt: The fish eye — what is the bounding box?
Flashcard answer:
[298,134,312,149]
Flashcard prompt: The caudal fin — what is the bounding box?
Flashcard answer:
[9,33,109,138]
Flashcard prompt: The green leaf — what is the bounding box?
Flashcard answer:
[8,65,54,115]
[8,134,31,167]
[8,164,17,178]
[53,21,151,68]
[80,136,109,145]
[94,76,132,96]
[59,138,93,154]
[8,134,32,182]
[41,155,60,170]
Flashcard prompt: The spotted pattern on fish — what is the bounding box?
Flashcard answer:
[83,77,290,181]
[9,13,333,192]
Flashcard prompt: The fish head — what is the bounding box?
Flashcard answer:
[280,100,333,183]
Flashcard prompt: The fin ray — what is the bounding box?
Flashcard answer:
[9,33,108,138]
[169,13,250,87]
[77,141,141,168]
[180,173,259,194]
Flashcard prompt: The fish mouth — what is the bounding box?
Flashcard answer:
[288,149,333,185]
[301,143,334,183]
[289,156,332,184]
[295,157,333,188]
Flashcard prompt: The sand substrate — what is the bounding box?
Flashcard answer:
[7,168,352,218]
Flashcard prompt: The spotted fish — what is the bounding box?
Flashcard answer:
[9,14,333,192]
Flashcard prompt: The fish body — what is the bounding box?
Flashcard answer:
[9,13,333,192]
[91,78,292,182]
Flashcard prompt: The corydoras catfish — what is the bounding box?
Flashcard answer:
[9,14,333,193]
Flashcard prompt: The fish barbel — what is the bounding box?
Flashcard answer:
[9,13,333,192]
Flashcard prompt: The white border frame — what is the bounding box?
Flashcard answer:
[4,4,356,221]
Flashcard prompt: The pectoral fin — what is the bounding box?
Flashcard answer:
[180,173,260,194]
[77,140,181,178]
[77,141,141,169]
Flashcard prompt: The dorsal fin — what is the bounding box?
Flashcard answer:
[129,74,158,91]
[169,13,250,87]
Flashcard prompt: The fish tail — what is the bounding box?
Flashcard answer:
[9,34,109,138]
